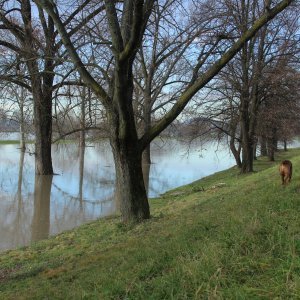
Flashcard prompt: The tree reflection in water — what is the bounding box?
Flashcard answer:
[31,175,53,242]
[0,140,235,251]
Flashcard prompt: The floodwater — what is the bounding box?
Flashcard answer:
[0,139,235,252]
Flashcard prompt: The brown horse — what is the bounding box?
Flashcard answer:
[279,160,292,185]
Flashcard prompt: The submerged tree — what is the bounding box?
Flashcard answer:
[34,0,294,222]
[0,0,106,174]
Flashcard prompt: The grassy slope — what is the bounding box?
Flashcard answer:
[0,150,300,299]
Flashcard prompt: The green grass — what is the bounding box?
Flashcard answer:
[1,149,300,299]
[0,140,21,145]
[0,140,36,145]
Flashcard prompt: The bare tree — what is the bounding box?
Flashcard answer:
[257,60,300,160]
[0,0,106,174]
[34,0,294,222]
[200,0,299,171]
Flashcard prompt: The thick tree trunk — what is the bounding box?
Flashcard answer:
[111,137,150,222]
[110,66,149,221]
[108,60,150,222]
[26,58,54,175]
[34,91,53,175]
[22,0,54,175]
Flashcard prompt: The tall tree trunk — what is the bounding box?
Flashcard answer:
[260,135,267,156]
[267,128,277,161]
[111,136,150,222]
[109,63,150,222]
[240,39,254,173]
[267,138,275,161]
[34,91,53,175]
[19,87,26,152]
[240,100,254,173]
[22,0,54,175]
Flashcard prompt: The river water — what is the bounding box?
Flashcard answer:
[0,139,235,251]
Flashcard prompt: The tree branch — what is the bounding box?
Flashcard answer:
[139,0,294,149]
[33,0,111,109]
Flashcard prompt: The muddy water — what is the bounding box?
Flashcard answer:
[0,139,234,251]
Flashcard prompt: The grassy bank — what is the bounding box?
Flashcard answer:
[1,150,300,299]
[0,140,21,145]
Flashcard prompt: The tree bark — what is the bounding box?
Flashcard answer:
[141,99,152,164]
[109,61,150,222]
[267,127,277,161]
[260,135,268,156]
[19,87,26,152]
[33,89,53,175]
[80,85,86,147]
[240,41,254,173]
[114,151,149,222]
[110,135,150,222]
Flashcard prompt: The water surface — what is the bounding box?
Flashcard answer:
[0,139,235,251]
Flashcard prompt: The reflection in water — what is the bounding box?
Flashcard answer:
[78,145,85,208]
[17,150,25,197]
[14,150,25,248]
[0,139,235,251]
[31,175,53,242]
